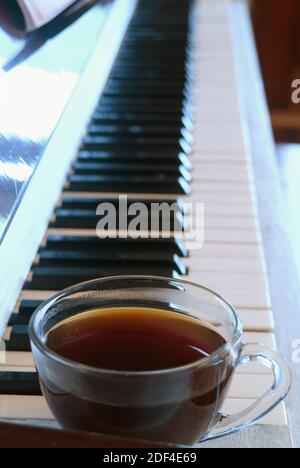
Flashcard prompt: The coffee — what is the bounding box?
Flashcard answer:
[43,307,234,444]
[46,307,225,371]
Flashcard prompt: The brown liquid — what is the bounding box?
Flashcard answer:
[43,307,234,444]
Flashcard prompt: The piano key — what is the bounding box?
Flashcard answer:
[188,228,260,244]
[0,352,34,368]
[205,289,271,310]
[238,310,274,332]
[105,82,188,95]
[244,332,277,349]
[187,257,266,274]
[24,266,179,291]
[66,175,190,195]
[9,302,43,327]
[8,301,43,327]
[188,191,254,206]
[0,372,41,396]
[87,124,188,137]
[5,326,30,352]
[104,83,187,95]
[50,211,185,233]
[107,69,188,80]
[192,164,252,183]
[222,400,287,427]
[189,243,262,259]
[92,112,188,124]
[187,272,267,290]
[72,162,191,182]
[59,196,185,212]
[188,216,258,232]
[44,236,189,257]
[36,251,187,275]
[228,374,274,399]
[82,134,189,149]
[0,396,53,420]
[10,301,41,325]
[78,150,192,168]
[192,181,255,194]
[99,93,187,104]
[82,135,191,153]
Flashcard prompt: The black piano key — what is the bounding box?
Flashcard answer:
[81,136,191,153]
[105,80,188,93]
[51,208,185,232]
[37,251,186,275]
[118,49,187,59]
[96,102,187,114]
[92,111,185,124]
[110,62,190,73]
[45,236,189,257]
[87,124,186,137]
[59,196,184,209]
[78,150,192,169]
[8,314,18,326]
[120,33,190,41]
[8,300,41,325]
[5,326,31,352]
[100,93,186,104]
[59,197,185,215]
[24,267,179,290]
[109,70,187,80]
[50,213,184,232]
[72,162,191,182]
[66,174,190,195]
[93,110,184,125]
[0,372,41,396]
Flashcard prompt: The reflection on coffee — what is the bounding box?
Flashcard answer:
[43,307,234,444]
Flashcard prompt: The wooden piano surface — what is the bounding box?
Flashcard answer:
[0,0,299,448]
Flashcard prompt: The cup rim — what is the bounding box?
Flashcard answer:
[29,275,243,376]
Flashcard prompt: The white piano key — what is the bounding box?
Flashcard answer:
[188,192,254,206]
[2,352,34,368]
[186,271,267,290]
[222,400,287,426]
[238,310,274,332]
[189,216,259,231]
[189,243,262,259]
[228,374,274,399]
[201,229,260,244]
[0,396,53,420]
[192,181,254,195]
[0,366,35,373]
[236,365,272,376]
[192,165,252,183]
[217,289,270,309]
[187,203,255,217]
[243,332,277,349]
[187,257,266,274]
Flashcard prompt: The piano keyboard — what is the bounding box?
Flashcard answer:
[0,0,288,433]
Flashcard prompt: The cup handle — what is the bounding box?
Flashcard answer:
[202,343,291,442]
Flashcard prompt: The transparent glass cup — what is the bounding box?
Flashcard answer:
[29,276,291,445]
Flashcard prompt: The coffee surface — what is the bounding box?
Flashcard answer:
[46,307,225,371]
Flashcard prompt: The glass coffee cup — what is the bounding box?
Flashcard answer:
[29,276,291,445]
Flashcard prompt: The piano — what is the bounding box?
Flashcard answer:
[0,0,299,448]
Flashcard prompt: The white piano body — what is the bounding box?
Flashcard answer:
[0,0,299,448]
